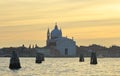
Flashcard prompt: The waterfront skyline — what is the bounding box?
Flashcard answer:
[0,0,120,47]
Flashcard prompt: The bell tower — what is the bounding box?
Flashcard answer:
[47,28,50,40]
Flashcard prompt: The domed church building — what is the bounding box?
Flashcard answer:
[46,23,76,56]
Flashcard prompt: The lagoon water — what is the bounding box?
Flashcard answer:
[0,58,120,76]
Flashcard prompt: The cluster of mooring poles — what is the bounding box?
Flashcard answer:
[79,54,84,62]
[9,51,21,70]
[90,52,97,64]
[79,52,98,65]
[9,51,97,70]
[35,53,45,64]
[9,51,45,70]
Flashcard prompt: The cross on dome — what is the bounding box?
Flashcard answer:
[55,22,58,29]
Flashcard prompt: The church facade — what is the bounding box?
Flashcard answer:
[46,24,76,56]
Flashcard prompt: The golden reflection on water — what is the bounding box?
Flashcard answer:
[0,58,120,76]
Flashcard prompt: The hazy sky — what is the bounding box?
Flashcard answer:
[0,0,120,47]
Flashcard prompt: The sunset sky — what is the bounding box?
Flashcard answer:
[0,0,120,48]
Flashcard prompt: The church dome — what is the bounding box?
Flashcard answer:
[51,25,62,39]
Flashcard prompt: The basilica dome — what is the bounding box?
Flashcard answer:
[51,25,62,39]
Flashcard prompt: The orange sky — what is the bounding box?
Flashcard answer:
[0,0,120,47]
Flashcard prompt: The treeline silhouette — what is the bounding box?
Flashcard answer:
[0,44,120,57]
[77,44,120,57]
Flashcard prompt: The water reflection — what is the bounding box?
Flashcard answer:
[0,58,120,76]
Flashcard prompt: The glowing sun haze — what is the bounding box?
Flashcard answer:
[0,0,120,47]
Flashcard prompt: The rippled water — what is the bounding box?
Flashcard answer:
[0,58,120,76]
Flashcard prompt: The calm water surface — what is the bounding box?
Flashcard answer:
[0,58,120,76]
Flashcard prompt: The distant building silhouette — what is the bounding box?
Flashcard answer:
[45,23,76,56]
